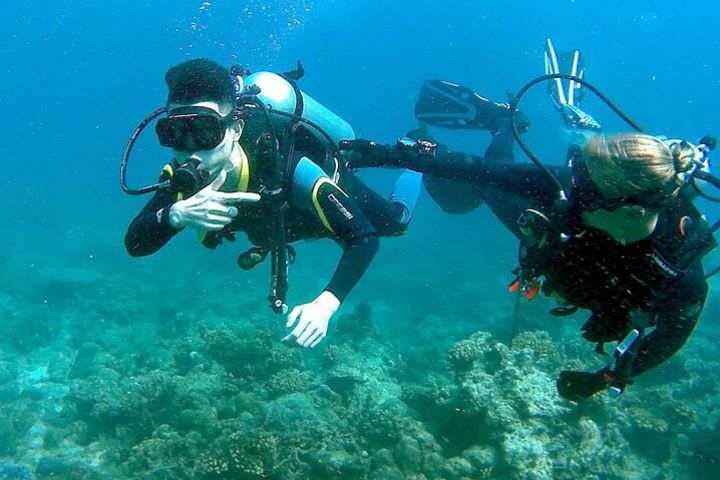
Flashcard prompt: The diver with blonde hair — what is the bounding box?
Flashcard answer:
[339,41,717,401]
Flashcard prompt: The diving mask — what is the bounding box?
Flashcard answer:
[155,106,233,151]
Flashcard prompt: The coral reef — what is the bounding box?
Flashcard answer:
[0,463,32,480]
[1,279,718,479]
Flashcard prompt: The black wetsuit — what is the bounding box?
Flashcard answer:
[125,136,408,303]
[396,128,712,378]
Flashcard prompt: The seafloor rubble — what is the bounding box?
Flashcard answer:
[1,275,719,480]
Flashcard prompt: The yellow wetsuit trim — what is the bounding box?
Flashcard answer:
[160,164,183,202]
[311,177,349,234]
[238,147,250,192]
[196,149,249,244]
[162,164,174,178]
[312,178,335,233]
[538,231,549,249]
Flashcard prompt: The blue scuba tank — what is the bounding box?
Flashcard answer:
[243,71,355,146]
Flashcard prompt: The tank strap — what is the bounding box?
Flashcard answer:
[279,73,305,118]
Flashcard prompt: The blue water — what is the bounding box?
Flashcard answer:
[1,1,719,478]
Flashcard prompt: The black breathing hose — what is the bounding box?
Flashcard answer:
[120,107,168,195]
[509,73,645,199]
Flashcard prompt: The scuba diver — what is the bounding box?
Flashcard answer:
[339,39,718,401]
[123,58,422,348]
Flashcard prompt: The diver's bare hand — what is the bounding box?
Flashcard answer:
[168,169,260,231]
[282,291,340,348]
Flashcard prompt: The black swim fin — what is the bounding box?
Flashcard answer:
[414,80,528,132]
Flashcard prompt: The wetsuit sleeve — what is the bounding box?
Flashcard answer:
[291,157,379,302]
[348,133,566,207]
[627,264,707,377]
[125,165,182,257]
[420,152,567,207]
[364,132,566,207]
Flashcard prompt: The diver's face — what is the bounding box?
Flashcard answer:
[578,164,660,245]
[581,206,658,245]
[167,101,240,176]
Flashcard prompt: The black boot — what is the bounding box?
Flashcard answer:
[557,369,608,401]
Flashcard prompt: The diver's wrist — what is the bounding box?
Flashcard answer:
[319,290,341,310]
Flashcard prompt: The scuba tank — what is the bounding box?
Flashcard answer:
[228,66,357,314]
[243,71,355,147]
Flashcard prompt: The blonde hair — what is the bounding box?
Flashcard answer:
[582,133,688,200]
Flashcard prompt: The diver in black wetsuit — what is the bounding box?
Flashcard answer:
[339,42,716,401]
[125,59,422,349]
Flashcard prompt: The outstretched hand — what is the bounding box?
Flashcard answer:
[282,291,340,348]
[168,169,261,231]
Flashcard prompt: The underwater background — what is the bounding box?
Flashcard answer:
[2,0,720,478]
